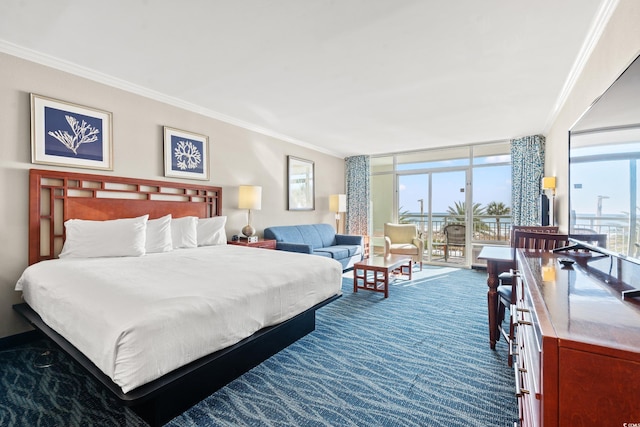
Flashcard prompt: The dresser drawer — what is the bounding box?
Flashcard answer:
[515,250,640,427]
[514,275,541,427]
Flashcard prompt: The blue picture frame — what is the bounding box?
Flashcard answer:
[31,93,113,170]
[163,126,209,180]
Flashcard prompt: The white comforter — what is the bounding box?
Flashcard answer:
[15,245,342,393]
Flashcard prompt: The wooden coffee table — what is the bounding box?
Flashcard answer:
[353,255,412,298]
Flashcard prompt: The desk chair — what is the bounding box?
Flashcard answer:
[497,226,559,290]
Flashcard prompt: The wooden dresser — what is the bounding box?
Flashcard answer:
[514,250,640,427]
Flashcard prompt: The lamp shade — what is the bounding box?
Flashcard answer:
[238,185,262,210]
[542,177,556,190]
[329,194,346,213]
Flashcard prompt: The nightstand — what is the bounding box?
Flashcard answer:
[227,239,277,249]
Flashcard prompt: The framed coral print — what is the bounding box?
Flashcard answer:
[30,93,113,170]
[163,126,209,180]
[287,155,315,210]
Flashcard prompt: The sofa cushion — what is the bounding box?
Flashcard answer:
[264,226,306,244]
[311,224,338,247]
[332,244,361,257]
[294,225,327,249]
[335,234,363,247]
[265,224,338,249]
[314,246,350,260]
[311,250,333,258]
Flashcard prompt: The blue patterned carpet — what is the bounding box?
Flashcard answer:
[0,267,518,426]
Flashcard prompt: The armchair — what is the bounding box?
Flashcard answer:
[384,223,423,270]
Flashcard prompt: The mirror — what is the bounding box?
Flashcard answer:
[287,156,315,211]
[569,54,640,262]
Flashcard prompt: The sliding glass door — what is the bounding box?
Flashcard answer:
[370,141,510,267]
[431,170,469,265]
[398,170,469,266]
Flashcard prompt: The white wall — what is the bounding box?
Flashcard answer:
[546,0,640,231]
[0,52,345,339]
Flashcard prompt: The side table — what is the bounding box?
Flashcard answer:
[353,255,412,298]
[227,239,277,249]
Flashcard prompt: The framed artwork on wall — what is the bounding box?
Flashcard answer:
[288,155,315,210]
[30,93,113,170]
[163,126,209,180]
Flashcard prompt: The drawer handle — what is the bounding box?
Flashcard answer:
[518,319,532,326]
[513,362,521,396]
[514,364,530,397]
[516,307,530,313]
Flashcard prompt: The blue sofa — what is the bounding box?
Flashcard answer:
[264,224,364,271]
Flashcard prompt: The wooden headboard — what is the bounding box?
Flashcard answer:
[29,169,222,265]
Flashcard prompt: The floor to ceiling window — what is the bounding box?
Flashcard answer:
[371,141,511,267]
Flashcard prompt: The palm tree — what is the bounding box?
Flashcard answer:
[446,201,488,235]
[486,201,511,241]
[398,206,412,224]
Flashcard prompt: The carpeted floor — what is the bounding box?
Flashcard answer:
[0,266,518,426]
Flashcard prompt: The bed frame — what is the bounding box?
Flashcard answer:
[26,168,223,265]
[14,168,340,426]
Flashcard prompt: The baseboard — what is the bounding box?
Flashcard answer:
[0,330,40,351]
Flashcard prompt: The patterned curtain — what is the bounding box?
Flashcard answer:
[511,135,545,226]
[345,155,370,235]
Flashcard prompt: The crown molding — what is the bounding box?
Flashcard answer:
[0,40,344,159]
[543,0,620,134]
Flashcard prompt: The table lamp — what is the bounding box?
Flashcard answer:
[329,194,346,231]
[542,177,556,224]
[238,185,262,237]
[542,176,556,196]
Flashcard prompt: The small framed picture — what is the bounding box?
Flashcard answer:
[163,126,209,180]
[288,155,315,210]
[31,93,113,170]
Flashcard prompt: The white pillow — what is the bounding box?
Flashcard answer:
[197,216,227,246]
[171,216,198,249]
[146,214,173,253]
[59,215,149,258]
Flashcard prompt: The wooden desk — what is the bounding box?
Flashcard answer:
[477,245,515,349]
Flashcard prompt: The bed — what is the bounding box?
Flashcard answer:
[13,169,342,426]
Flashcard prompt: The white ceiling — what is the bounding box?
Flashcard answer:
[0,0,613,158]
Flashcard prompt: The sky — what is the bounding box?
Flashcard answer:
[398,165,511,215]
[571,160,636,216]
[571,142,640,217]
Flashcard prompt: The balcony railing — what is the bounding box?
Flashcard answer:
[372,213,636,262]
[572,214,636,255]
[371,214,511,261]
[386,213,512,243]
